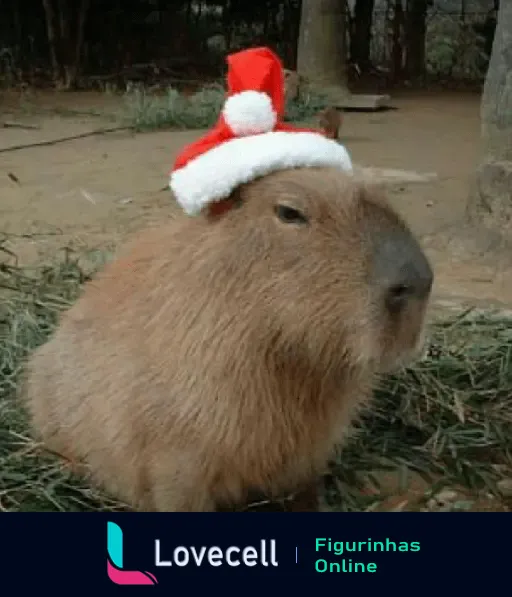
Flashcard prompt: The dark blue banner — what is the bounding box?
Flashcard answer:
[0,514,508,590]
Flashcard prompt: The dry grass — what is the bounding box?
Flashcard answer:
[119,84,328,131]
[0,242,511,512]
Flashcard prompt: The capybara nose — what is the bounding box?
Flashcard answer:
[372,225,434,312]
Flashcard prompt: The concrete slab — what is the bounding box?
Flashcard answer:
[355,166,438,184]
[336,94,393,111]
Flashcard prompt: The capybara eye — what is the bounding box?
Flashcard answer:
[274,204,308,224]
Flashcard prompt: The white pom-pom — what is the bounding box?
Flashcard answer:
[222,90,277,136]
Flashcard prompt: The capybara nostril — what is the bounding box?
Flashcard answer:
[385,257,434,313]
[386,283,415,312]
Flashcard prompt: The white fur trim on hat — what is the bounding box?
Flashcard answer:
[169,131,353,216]
[222,91,277,136]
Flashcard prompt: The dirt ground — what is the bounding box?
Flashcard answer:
[1,88,511,511]
[2,88,511,311]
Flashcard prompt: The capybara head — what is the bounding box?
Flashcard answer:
[207,166,432,375]
[22,166,433,512]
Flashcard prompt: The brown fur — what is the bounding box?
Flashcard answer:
[318,107,343,140]
[21,167,432,512]
[283,69,300,103]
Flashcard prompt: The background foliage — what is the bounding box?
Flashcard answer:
[0,0,500,91]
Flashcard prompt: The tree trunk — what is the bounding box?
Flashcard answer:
[195,2,203,26]
[70,0,90,88]
[41,0,90,89]
[296,0,350,100]
[351,0,375,72]
[222,0,233,52]
[391,0,405,81]
[283,0,302,70]
[42,0,61,82]
[185,0,193,27]
[404,0,428,80]
[13,2,23,53]
[466,1,512,246]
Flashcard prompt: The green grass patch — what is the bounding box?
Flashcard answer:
[119,83,329,132]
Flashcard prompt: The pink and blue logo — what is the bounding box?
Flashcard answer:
[107,522,158,585]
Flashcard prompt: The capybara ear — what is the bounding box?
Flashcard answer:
[207,188,245,220]
[317,106,342,140]
[208,199,236,219]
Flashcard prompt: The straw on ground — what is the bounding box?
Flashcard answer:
[0,242,511,512]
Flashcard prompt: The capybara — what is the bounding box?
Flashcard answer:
[319,107,343,140]
[21,167,433,512]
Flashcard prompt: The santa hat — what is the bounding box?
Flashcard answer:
[169,46,353,216]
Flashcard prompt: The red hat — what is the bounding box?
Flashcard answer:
[169,46,353,216]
